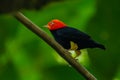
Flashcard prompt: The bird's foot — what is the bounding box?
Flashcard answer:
[74,50,81,59]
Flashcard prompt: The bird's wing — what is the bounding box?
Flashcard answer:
[56,27,91,41]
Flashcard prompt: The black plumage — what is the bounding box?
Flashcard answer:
[50,26,105,50]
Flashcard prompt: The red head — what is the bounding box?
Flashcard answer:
[47,19,66,30]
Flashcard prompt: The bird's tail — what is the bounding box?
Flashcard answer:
[96,43,106,50]
[89,40,106,50]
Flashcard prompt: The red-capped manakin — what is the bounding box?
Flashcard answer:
[46,19,105,58]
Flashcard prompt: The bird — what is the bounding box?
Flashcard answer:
[45,19,105,58]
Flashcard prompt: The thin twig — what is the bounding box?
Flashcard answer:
[13,12,97,80]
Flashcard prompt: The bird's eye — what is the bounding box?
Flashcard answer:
[50,22,54,25]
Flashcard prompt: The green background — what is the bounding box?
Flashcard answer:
[0,0,120,80]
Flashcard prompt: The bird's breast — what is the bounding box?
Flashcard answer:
[56,38,70,49]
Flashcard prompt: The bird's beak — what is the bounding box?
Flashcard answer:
[43,25,50,29]
[43,25,48,28]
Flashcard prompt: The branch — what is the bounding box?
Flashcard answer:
[13,12,97,80]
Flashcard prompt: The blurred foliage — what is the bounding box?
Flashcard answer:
[0,0,63,14]
[0,0,120,80]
